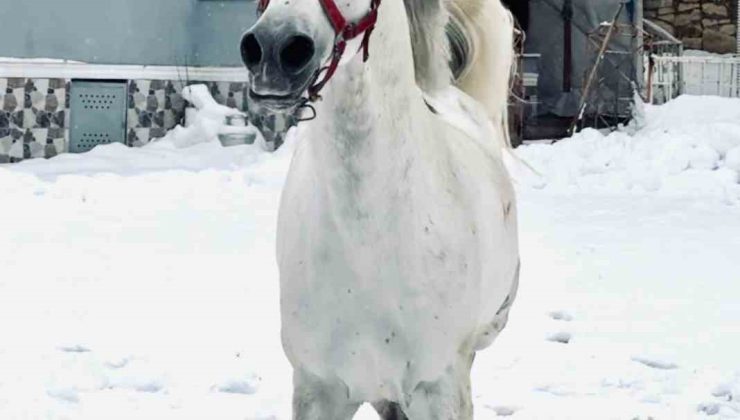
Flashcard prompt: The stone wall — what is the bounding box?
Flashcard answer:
[645,0,738,53]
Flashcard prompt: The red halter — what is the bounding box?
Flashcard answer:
[257,0,381,102]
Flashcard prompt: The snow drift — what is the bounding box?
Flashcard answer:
[517,96,740,202]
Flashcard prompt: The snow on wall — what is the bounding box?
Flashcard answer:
[0,77,250,163]
[126,80,249,147]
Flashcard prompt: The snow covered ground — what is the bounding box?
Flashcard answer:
[1,94,739,419]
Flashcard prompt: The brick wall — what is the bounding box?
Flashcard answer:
[645,0,738,53]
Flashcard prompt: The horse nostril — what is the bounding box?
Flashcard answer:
[280,35,315,72]
[241,33,263,68]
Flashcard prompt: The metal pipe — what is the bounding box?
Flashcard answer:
[643,19,682,44]
[634,0,644,94]
[562,0,573,92]
[569,2,626,135]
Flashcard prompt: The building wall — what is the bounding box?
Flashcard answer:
[126,79,248,147]
[0,76,248,163]
[0,78,67,162]
[0,0,256,67]
[645,0,738,53]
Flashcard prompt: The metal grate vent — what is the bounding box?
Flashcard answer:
[80,93,116,110]
[69,81,128,153]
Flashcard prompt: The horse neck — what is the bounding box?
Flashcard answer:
[306,0,424,181]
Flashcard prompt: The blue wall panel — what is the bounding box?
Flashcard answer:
[0,0,257,67]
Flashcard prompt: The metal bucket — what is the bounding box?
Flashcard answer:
[219,114,257,146]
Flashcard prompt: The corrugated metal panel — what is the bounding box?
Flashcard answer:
[69,81,127,153]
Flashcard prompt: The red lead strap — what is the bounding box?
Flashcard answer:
[257,0,381,102]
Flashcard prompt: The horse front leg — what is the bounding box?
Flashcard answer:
[292,368,361,420]
[403,354,475,420]
[372,400,409,420]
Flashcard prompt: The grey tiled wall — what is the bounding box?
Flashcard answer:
[0,77,249,163]
[0,78,68,163]
[126,80,249,146]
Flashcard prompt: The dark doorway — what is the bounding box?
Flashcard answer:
[501,0,529,32]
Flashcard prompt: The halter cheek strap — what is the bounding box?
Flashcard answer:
[257,0,381,102]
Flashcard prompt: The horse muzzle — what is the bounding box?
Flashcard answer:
[241,27,319,112]
[247,88,304,112]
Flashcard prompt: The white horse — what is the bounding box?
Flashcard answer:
[241,0,519,417]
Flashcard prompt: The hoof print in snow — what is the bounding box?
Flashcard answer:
[698,402,721,416]
[549,311,573,322]
[639,393,662,404]
[487,405,518,417]
[631,356,678,370]
[134,382,164,393]
[58,345,91,353]
[104,358,130,369]
[213,380,258,395]
[547,332,572,344]
[711,384,733,401]
[47,387,80,403]
[534,384,573,397]
[106,378,164,394]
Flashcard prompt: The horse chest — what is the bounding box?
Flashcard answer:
[278,168,482,391]
[292,166,476,291]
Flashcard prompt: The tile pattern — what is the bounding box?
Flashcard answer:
[126,80,249,146]
[0,78,68,162]
[247,108,298,150]
[0,77,294,163]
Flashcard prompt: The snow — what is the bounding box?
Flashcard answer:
[0,57,85,64]
[683,50,738,58]
[517,95,740,203]
[727,147,740,171]
[1,94,739,419]
[159,84,260,149]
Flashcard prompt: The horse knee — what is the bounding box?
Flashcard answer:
[292,369,360,420]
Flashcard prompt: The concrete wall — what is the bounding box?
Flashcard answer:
[0,0,257,67]
[191,1,258,66]
[645,0,738,53]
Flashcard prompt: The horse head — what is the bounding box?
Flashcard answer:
[240,0,380,112]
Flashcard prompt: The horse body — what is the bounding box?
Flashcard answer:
[274,0,518,416]
[242,0,518,416]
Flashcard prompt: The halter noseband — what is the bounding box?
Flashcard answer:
[257,0,381,102]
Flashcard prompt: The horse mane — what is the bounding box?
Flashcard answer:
[403,0,453,93]
[404,0,516,147]
[447,12,474,80]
